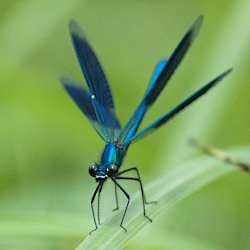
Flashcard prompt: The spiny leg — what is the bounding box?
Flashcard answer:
[112,178,130,232]
[118,167,157,204]
[116,176,152,223]
[190,138,250,173]
[97,182,104,225]
[112,182,119,211]
[89,183,101,235]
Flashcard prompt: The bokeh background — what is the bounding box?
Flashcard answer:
[0,0,249,249]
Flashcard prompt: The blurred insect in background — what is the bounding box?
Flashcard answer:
[190,138,250,173]
[60,15,232,233]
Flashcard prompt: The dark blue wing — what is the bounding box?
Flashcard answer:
[61,77,121,141]
[126,69,232,144]
[117,16,203,145]
[69,20,120,140]
[117,59,168,145]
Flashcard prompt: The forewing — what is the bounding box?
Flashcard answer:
[69,20,120,140]
[144,15,203,106]
[118,15,203,144]
[117,59,168,144]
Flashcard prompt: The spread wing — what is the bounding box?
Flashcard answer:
[117,16,203,145]
[61,21,121,141]
[126,69,232,144]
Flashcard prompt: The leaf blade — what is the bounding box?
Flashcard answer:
[76,146,250,250]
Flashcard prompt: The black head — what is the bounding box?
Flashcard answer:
[89,163,118,182]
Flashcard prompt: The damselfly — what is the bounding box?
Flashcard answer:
[61,15,232,233]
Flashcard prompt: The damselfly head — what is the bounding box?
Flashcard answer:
[89,163,108,182]
[88,163,118,181]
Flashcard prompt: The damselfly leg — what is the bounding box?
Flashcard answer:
[112,178,130,232]
[118,167,157,205]
[89,182,102,235]
[112,182,119,211]
[97,183,104,225]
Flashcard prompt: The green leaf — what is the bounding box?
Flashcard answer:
[76,146,250,250]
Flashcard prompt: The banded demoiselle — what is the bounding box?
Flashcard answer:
[60,15,232,233]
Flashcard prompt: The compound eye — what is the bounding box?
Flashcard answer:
[89,163,97,177]
[108,164,118,177]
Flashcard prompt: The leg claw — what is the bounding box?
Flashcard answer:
[112,207,119,212]
[89,227,98,235]
[120,225,127,232]
[145,200,157,205]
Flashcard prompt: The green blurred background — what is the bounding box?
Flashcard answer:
[0,0,249,249]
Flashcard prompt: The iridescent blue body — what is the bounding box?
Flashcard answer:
[61,15,232,233]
